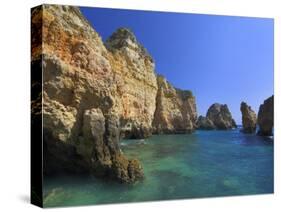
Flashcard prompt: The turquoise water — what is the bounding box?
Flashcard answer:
[43,129,273,207]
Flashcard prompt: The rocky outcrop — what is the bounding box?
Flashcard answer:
[152,75,197,134]
[196,115,215,130]
[105,28,158,139]
[257,96,274,136]
[203,103,237,130]
[81,108,143,182]
[32,5,144,183]
[32,5,200,183]
[240,102,257,133]
[232,119,237,128]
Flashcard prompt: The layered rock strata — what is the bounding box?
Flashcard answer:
[32,5,144,183]
[105,28,158,139]
[240,102,257,133]
[152,75,197,134]
[257,96,274,136]
[32,5,198,183]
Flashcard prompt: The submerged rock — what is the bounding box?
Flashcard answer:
[111,154,144,183]
[240,102,257,133]
[205,103,237,130]
[196,115,215,130]
[257,96,274,136]
[152,75,197,134]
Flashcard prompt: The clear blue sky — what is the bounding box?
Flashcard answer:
[80,7,274,124]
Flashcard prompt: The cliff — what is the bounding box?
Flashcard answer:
[152,75,197,133]
[257,96,274,136]
[32,5,143,183]
[32,5,198,183]
[105,28,158,138]
[240,102,257,133]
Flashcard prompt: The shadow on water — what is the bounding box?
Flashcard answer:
[238,134,273,146]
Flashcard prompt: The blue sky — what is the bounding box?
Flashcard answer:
[80,7,274,124]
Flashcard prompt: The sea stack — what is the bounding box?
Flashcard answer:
[198,103,236,130]
[152,75,197,134]
[257,96,274,136]
[240,102,257,133]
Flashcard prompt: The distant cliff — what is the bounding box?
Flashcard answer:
[257,96,274,136]
[152,75,197,133]
[31,5,198,183]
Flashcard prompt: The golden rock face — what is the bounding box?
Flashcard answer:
[106,28,158,132]
[240,102,257,133]
[152,75,197,134]
[32,5,197,182]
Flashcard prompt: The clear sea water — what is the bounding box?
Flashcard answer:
[43,129,273,207]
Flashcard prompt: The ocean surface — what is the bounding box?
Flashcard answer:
[43,129,273,207]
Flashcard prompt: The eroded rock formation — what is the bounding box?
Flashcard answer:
[32,5,144,183]
[152,75,197,134]
[32,4,199,183]
[105,28,158,139]
[257,96,274,136]
[196,115,215,130]
[81,108,143,182]
[199,103,237,130]
[240,102,257,133]
[32,5,200,183]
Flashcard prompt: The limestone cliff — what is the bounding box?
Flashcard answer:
[105,28,158,139]
[240,102,257,133]
[198,103,236,130]
[32,5,199,183]
[152,75,197,133]
[32,5,143,183]
[257,96,274,136]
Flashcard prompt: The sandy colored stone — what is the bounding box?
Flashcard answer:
[32,5,199,183]
[106,28,158,138]
[32,5,144,183]
[206,103,236,130]
[240,102,257,133]
[152,75,197,133]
